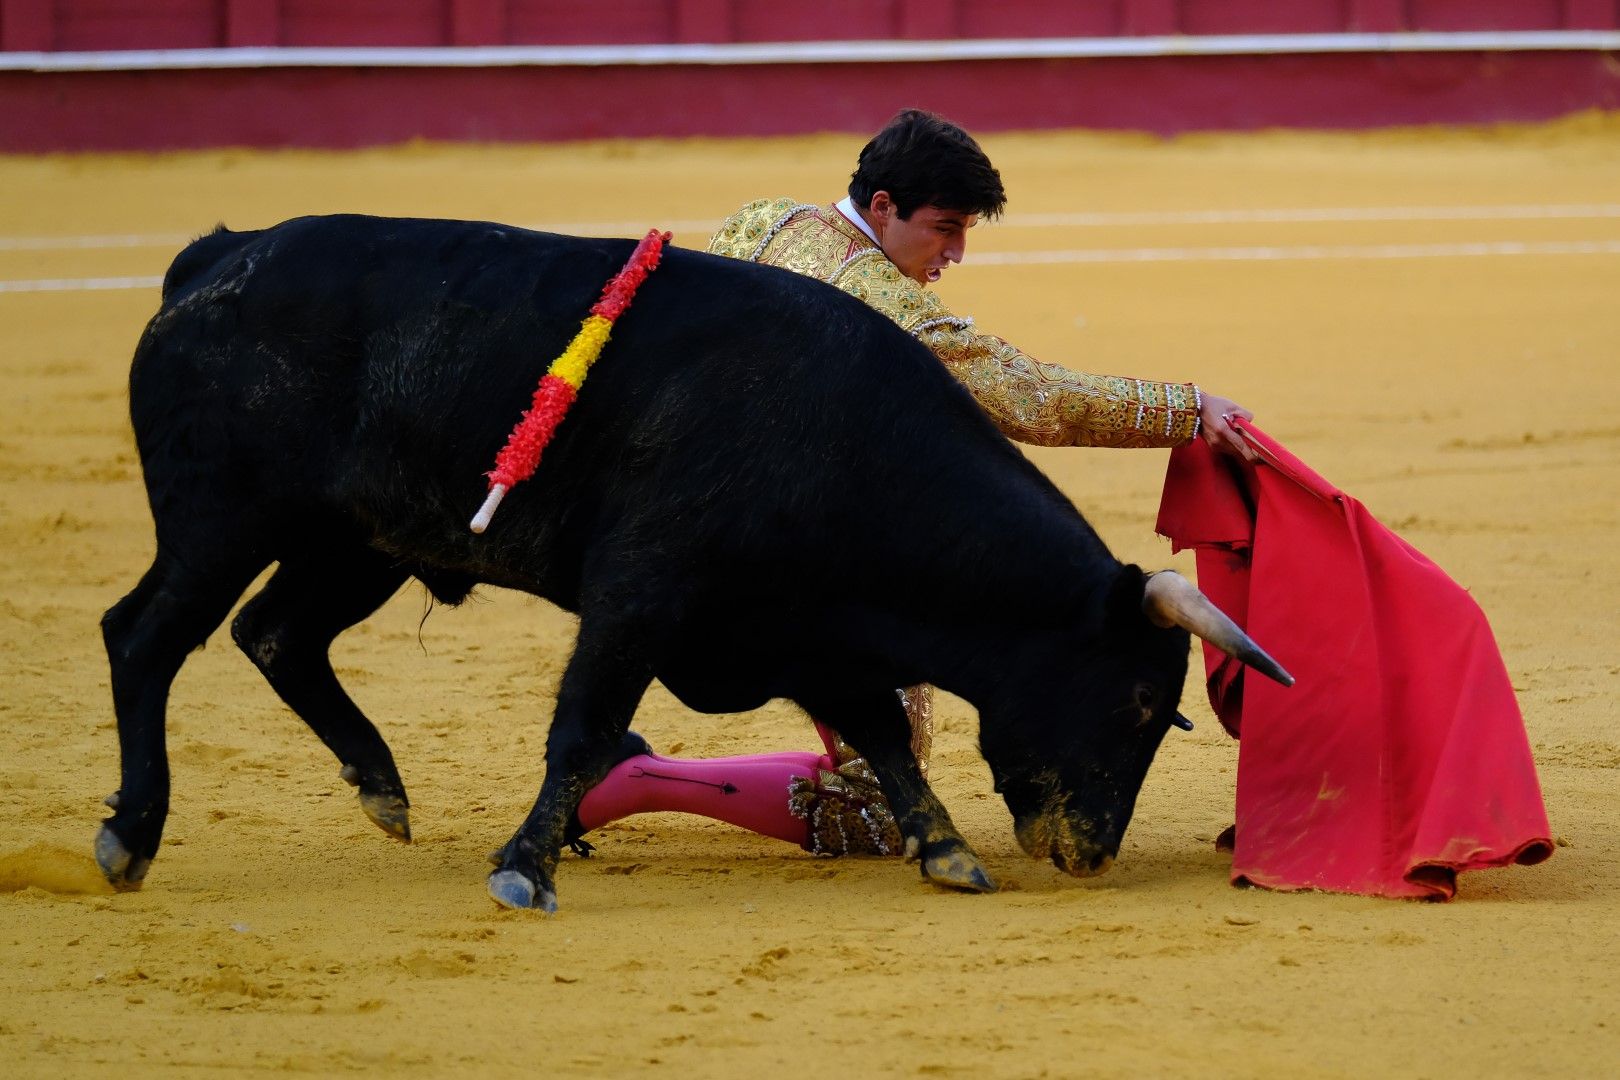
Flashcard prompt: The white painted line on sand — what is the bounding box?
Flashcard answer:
[0,233,194,252]
[0,275,164,293]
[1004,204,1620,227]
[968,240,1620,265]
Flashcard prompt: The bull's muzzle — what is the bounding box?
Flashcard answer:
[1014,812,1118,878]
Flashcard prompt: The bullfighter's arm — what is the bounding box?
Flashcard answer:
[708,198,1202,449]
[834,258,1201,449]
[921,327,1202,449]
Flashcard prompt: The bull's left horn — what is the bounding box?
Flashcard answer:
[1143,571,1295,687]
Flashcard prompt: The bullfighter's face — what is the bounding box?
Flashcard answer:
[981,615,1193,878]
[865,192,977,287]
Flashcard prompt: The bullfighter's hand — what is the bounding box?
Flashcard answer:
[1199,392,1257,462]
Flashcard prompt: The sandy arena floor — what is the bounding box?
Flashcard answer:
[2,116,1618,1077]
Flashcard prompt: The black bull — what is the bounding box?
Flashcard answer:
[98,215,1288,911]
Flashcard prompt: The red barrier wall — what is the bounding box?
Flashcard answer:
[6,0,1619,50]
[2,1,1618,150]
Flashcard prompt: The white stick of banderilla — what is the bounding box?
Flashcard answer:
[468,484,508,534]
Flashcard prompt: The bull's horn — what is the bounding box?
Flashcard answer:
[1143,571,1295,687]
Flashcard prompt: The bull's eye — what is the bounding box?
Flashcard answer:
[1127,683,1158,726]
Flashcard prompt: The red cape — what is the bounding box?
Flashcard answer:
[1155,422,1553,899]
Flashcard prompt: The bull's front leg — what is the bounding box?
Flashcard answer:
[805,689,996,894]
[487,616,654,913]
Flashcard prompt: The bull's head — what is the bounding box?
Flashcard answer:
[981,566,1291,878]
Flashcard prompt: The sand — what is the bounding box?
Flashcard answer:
[2,115,1618,1077]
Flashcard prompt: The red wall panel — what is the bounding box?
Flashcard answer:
[673,0,732,43]
[224,0,278,47]
[1346,0,1405,33]
[957,0,1120,39]
[1409,1,1566,32]
[54,0,219,51]
[732,0,898,43]
[4,0,1618,150]
[5,51,1616,152]
[507,0,673,46]
[279,0,445,48]
[1120,0,1177,35]
[1180,0,1349,36]
[896,0,958,39]
[1564,1,1620,30]
[1,0,57,50]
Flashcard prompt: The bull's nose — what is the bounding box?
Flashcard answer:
[1048,845,1116,878]
[1049,841,1114,880]
[1017,812,1120,877]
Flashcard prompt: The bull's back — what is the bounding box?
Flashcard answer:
[135,217,585,462]
[128,214,1070,601]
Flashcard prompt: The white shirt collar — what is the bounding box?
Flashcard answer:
[834,196,881,246]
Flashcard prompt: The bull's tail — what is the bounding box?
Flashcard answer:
[161,224,260,303]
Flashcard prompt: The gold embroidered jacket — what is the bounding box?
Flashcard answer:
[707,198,1203,448]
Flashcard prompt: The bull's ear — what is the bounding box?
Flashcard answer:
[1103,564,1151,631]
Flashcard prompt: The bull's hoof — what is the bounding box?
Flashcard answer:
[488,869,557,913]
[922,847,998,894]
[898,814,995,892]
[94,824,151,891]
[359,791,412,843]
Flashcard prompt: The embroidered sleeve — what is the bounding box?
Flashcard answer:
[921,326,1202,448]
[833,256,1201,448]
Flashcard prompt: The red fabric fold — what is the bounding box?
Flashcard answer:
[1155,422,1553,900]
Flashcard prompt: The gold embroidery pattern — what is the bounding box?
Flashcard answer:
[787,753,902,857]
[785,682,930,857]
[924,330,1200,448]
[900,683,933,778]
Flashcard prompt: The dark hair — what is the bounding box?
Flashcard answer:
[848,109,1007,220]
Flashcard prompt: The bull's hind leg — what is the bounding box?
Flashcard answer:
[99,549,268,888]
[488,612,655,912]
[801,688,996,894]
[230,548,413,841]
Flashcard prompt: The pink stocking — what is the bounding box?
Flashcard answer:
[576,748,836,848]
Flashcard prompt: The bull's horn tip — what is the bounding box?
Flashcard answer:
[1258,661,1295,688]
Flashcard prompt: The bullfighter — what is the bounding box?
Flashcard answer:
[569,108,1258,857]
